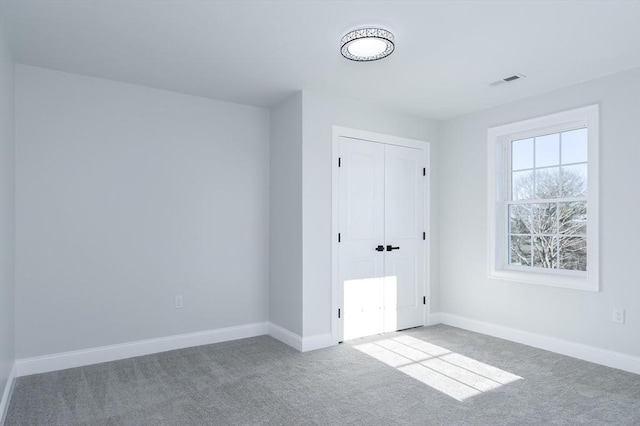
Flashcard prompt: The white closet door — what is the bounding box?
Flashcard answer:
[338,136,426,341]
[383,144,425,332]
[338,137,385,341]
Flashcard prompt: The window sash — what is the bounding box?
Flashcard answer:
[502,201,588,275]
[504,129,589,274]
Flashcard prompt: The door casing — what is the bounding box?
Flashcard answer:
[331,126,432,344]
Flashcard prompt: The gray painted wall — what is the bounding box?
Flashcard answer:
[269,93,303,335]
[15,65,270,358]
[301,90,440,337]
[438,68,640,356]
[0,17,16,400]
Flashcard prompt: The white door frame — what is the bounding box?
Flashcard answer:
[331,126,431,344]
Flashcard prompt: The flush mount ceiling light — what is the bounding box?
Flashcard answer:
[340,28,394,62]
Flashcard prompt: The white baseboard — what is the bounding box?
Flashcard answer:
[16,322,269,377]
[268,323,303,351]
[432,312,640,375]
[0,362,17,425]
[267,324,335,352]
[301,333,334,352]
[427,312,443,326]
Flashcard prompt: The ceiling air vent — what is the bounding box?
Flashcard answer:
[490,73,526,87]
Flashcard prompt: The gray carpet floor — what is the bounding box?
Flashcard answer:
[5,325,640,425]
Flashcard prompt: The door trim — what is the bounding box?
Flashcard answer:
[331,126,431,344]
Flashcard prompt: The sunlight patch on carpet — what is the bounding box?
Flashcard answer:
[354,335,522,401]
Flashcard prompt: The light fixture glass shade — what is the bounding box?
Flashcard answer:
[341,28,394,61]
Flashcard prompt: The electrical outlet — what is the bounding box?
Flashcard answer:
[175,295,184,309]
[613,308,625,324]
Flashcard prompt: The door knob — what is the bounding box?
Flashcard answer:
[386,245,400,251]
[375,245,385,252]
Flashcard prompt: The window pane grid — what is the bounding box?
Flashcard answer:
[507,128,588,272]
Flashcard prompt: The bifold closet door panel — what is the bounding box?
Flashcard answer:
[338,137,386,341]
[383,144,425,332]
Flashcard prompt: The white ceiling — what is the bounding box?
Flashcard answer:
[2,0,639,120]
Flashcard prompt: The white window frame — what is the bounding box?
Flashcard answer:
[487,105,599,291]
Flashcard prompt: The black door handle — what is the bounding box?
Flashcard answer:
[375,245,385,252]
[386,245,400,251]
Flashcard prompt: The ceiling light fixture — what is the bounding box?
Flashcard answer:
[340,28,394,62]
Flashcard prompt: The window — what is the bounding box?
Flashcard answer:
[487,105,599,291]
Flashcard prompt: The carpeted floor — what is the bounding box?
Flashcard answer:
[5,325,640,425]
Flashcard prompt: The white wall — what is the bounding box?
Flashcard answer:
[269,92,303,335]
[15,65,270,358]
[0,15,16,408]
[301,90,440,338]
[438,68,640,357]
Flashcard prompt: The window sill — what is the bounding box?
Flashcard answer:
[488,268,599,292]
